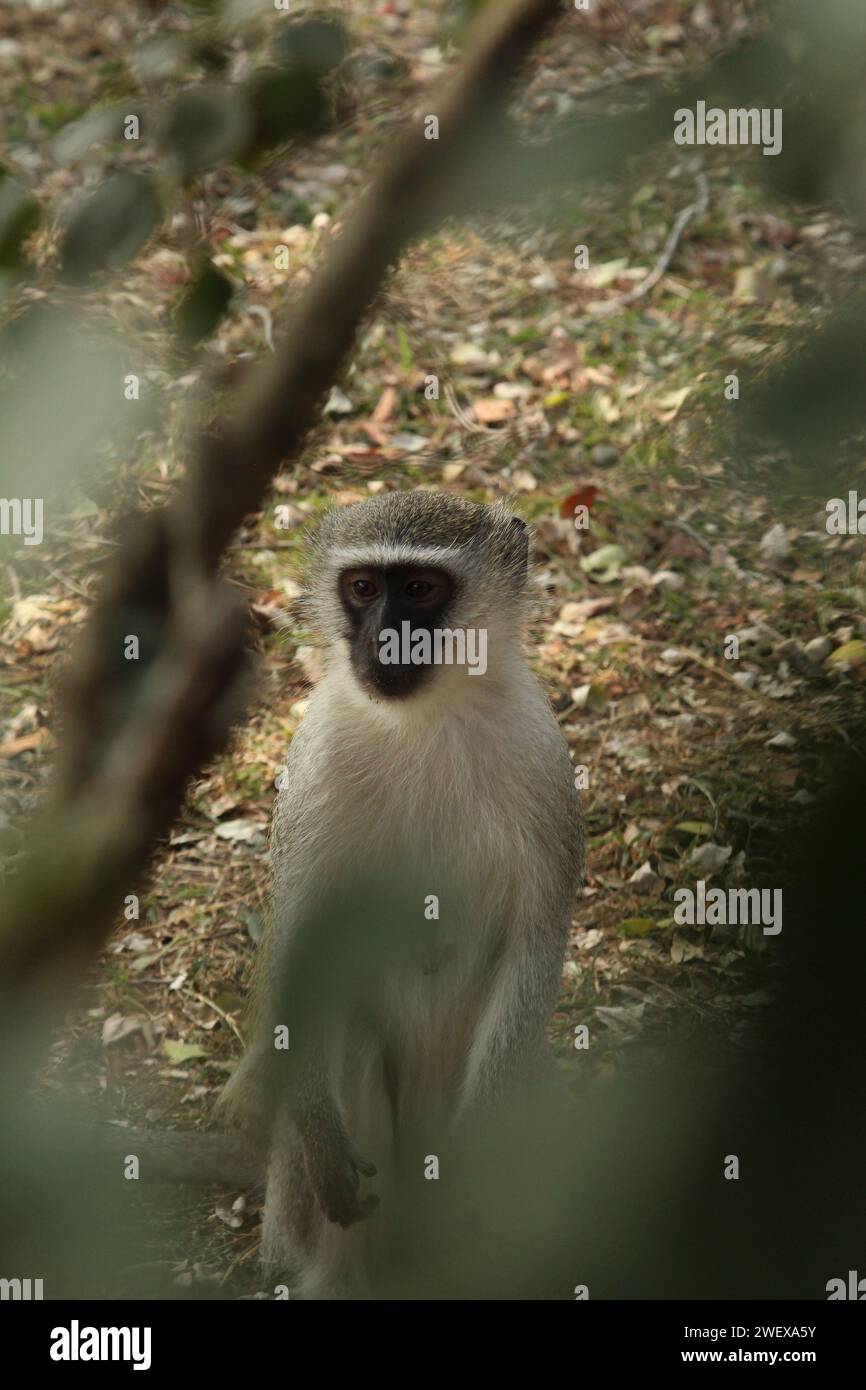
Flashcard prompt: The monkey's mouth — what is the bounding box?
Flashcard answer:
[353,644,436,700]
[356,657,436,701]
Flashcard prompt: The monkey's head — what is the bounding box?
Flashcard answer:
[304,491,530,702]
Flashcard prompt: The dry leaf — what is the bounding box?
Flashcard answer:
[473,397,515,425]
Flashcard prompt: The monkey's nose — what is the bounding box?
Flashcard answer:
[360,651,434,701]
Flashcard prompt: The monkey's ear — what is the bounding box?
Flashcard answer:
[511,514,529,575]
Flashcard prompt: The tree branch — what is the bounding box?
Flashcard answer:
[0,0,564,1048]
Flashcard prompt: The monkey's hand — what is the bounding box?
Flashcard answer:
[298,1111,379,1228]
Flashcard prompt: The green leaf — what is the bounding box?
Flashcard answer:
[618,917,660,938]
[580,544,627,583]
[396,323,413,371]
[247,68,331,153]
[164,84,252,178]
[51,105,128,163]
[272,18,347,73]
[243,908,264,943]
[128,953,160,974]
[571,682,608,714]
[827,640,866,669]
[744,291,866,466]
[59,172,162,283]
[674,821,714,836]
[0,306,131,496]
[0,177,40,269]
[174,263,234,346]
[214,991,244,1015]
[163,1040,208,1064]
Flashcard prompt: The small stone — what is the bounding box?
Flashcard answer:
[589,443,619,468]
[804,636,832,663]
[652,569,684,591]
[765,730,797,749]
[689,842,732,874]
[324,386,352,415]
[759,523,790,566]
[628,861,660,893]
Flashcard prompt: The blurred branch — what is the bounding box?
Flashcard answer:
[0,0,564,1049]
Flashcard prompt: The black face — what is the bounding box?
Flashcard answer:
[339,564,457,699]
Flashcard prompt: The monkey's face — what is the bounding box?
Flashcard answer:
[338,564,457,700]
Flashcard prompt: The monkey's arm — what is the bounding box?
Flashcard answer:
[460,761,582,1112]
[227,959,380,1227]
[460,916,570,1113]
[222,1019,378,1226]
[292,1070,379,1228]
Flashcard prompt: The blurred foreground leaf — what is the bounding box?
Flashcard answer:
[0,175,40,270]
[59,172,162,284]
[175,263,235,347]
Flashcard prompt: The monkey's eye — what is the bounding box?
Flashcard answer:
[405,579,434,601]
[341,569,381,606]
[352,578,376,599]
[401,569,449,606]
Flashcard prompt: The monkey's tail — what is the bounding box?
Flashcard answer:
[102,1124,266,1193]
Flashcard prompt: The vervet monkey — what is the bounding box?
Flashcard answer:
[221,490,584,1297]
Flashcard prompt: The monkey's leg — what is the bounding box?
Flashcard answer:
[262,1066,385,1300]
[262,1141,373,1300]
[261,1106,330,1295]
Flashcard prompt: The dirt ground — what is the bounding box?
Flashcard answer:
[2,0,865,1293]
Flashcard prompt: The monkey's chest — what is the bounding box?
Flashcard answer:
[317,729,540,972]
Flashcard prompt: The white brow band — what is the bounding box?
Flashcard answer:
[329,543,462,569]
